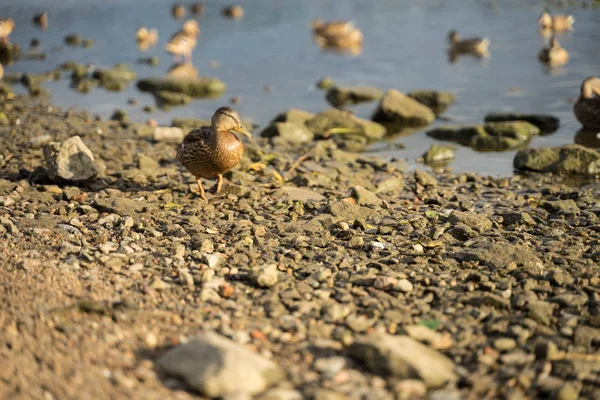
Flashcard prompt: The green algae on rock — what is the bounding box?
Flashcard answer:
[420,144,456,165]
[92,64,137,91]
[306,109,386,141]
[325,86,383,108]
[154,91,192,108]
[137,76,226,98]
[407,90,456,114]
[271,108,315,125]
[427,121,540,152]
[513,144,600,176]
[372,89,436,129]
[484,113,559,134]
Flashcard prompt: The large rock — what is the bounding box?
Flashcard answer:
[427,121,540,152]
[157,331,285,397]
[407,90,456,114]
[484,113,559,134]
[349,333,457,389]
[92,64,136,91]
[306,109,386,141]
[260,122,314,145]
[371,89,435,128]
[457,240,543,269]
[137,76,226,98]
[420,144,455,165]
[326,86,383,107]
[43,136,98,183]
[513,144,600,176]
[271,108,314,125]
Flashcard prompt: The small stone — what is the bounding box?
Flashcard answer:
[144,332,158,349]
[493,338,517,352]
[351,186,382,206]
[313,356,346,377]
[253,264,279,288]
[150,278,171,290]
[394,379,428,400]
[395,279,413,293]
[204,253,225,268]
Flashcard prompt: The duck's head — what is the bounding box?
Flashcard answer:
[538,12,552,26]
[446,30,459,43]
[581,76,600,99]
[212,107,252,138]
[182,19,200,36]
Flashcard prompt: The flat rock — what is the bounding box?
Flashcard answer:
[305,108,386,142]
[407,90,456,114]
[43,135,98,183]
[349,333,457,389]
[326,85,383,107]
[137,76,226,98]
[154,126,184,143]
[272,187,326,202]
[457,240,543,268]
[371,89,435,128]
[484,113,559,133]
[449,210,492,233]
[421,144,455,165]
[513,144,600,176]
[157,331,285,397]
[351,186,382,206]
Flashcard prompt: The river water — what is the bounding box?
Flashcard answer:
[1,0,599,176]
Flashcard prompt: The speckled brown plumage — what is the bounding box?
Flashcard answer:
[574,77,600,129]
[177,107,251,200]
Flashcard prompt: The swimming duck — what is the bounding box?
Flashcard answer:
[191,2,205,16]
[0,18,15,43]
[165,20,200,63]
[33,12,48,29]
[172,3,186,19]
[538,11,574,31]
[136,27,159,49]
[447,30,490,54]
[177,107,252,200]
[315,28,363,49]
[311,19,355,36]
[222,5,244,19]
[574,77,600,129]
[538,36,569,66]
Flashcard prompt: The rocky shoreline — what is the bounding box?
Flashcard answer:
[1,93,600,399]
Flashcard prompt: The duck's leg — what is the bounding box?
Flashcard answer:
[216,174,223,194]
[196,177,207,200]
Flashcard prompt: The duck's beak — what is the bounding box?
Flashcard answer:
[230,125,252,139]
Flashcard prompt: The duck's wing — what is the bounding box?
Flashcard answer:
[177,126,212,163]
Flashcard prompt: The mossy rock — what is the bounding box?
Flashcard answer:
[326,86,383,108]
[407,90,456,114]
[137,76,226,98]
[155,91,192,107]
[260,122,314,146]
[421,144,456,164]
[470,133,530,152]
[426,125,484,146]
[316,77,335,90]
[372,89,436,129]
[71,65,89,80]
[0,42,22,65]
[484,113,560,134]
[306,108,386,142]
[271,109,314,125]
[64,33,82,46]
[513,145,600,176]
[92,64,137,91]
[0,83,13,96]
[111,109,128,122]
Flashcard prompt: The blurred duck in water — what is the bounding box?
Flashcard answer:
[165,19,200,64]
[172,3,186,19]
[0,18,15,43]
[222,5,244,19]
[538,11,574,31]
[574,77,600,129]
[446,30,490,54]
[190,2,205,16]
[537,36,569,66]
[136,27,159,51]
[311,19,355,36]
[312,19,363,53]
[33,12,48,29]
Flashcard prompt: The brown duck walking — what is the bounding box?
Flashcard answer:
[177,107,252,200]
[574,77,600,129]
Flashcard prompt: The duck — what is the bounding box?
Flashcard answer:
[172,3,186,19]
[574,77,600,129]
[33,12,48,29]
[538,11,574,31]
[315,28,363,49]
[0,18,15,43]
[136,27,159,49]
[222,5,244,19]
[190,2,205,16]
[538,36,569,66]
[177,107,252,200]
[165,20,200,63]
[447,30,490,54]
[311,19,355,36]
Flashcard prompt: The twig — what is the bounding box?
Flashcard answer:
[284,145,316,180]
